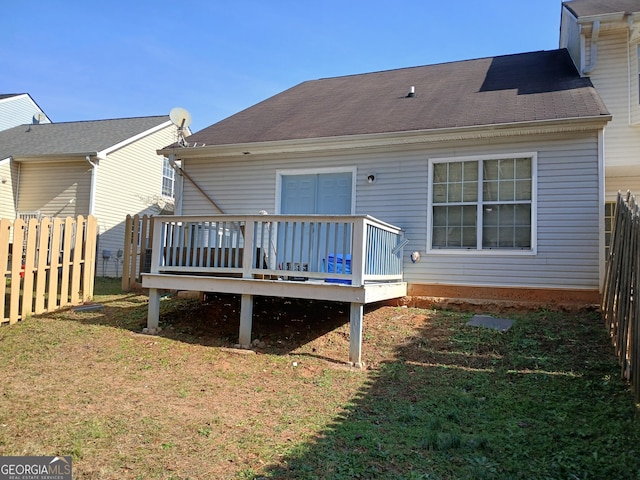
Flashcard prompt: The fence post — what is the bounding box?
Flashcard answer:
[59,217,74,308]
[9,220,25,323]
[0,219,11,321]
[34,217,51,315]
[20,219,38,319]
[129,215,140,288]
[138,214,149,283]
[47,218,63,312]
[122,215,132,291]
[83,215,98,301]
[601,191,640,401]
[69,216,84,304]
[633,212,640,396]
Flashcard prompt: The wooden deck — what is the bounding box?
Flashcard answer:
[142,214,407,366]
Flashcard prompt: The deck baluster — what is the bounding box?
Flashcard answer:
[143,214,406,365]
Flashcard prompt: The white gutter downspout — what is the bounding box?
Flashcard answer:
[168,153,183,215]
[14,159,21,215]
[85,155,98,216]
[582,20,601,75]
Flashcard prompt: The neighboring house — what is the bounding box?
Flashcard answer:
[160,49,610,305]
[0,116,182,277]
[560,0,640,250]
[0,94,52,218]
[0,93,51,131]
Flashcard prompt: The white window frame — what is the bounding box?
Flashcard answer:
[161,157,175,199]
[427,152,537,256]
[275,166,357,214]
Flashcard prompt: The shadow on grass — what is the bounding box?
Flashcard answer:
[75,278,356,358]
[56,280,640,478]
[164,293,356,351]
[257,310,640,480]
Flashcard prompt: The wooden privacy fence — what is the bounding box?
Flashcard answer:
[122,214,154,291]
[601,191,640,400]
[0,215,97,325]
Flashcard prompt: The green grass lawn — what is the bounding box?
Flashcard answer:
[263,309,640,479]
[0,279,638,479]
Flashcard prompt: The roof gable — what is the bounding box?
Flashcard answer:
[188,49,609,147]
[0,116,171,159]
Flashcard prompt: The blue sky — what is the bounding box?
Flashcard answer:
[3,0,564,132]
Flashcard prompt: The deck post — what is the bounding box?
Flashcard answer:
[238,293,253,348]
[349,302,364,368]
[147,288,160,333]
[238,219,256,348]
[145,218,163,334]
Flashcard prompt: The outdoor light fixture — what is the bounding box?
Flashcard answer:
[367,174,376,183]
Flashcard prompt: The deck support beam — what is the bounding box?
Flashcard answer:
[349,302,364,368]
[147,288,160,332]
[238,293,254,348]
[142,274,406,363]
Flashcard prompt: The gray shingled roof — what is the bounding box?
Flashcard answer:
[0,116,170,159]
[564,0,640,17]
[187,49,609,147]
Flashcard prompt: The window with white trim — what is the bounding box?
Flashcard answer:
[429,154,534,251]
[161,157,175,198]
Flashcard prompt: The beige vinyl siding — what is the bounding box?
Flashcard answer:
[605,175,640,201]
[180,130,601,291]
[93,125,177,277]
[17,161,91,217]
[0,160,17,219]
[631,42,640,126]
[586,28,640,195]
[628,40,640,126]
[0,95,50,131]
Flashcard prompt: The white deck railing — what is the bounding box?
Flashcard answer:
[148,214,406,286]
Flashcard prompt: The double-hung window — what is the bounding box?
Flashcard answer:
[429,153,535,252]
[162,157,175,198]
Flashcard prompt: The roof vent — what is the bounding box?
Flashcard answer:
[406,86,416,98]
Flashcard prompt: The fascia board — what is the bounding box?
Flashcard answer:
[12,153,96,163]
[160,115,612,160]
[0,94,28,104]
[25,95,52,123]
[97,120,173,157]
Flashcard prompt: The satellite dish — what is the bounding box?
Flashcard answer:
[169,107,192,129]
[32,112,45,124]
